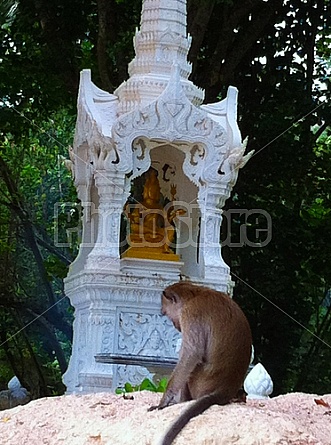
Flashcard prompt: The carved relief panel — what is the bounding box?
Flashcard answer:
[115,308,180,358]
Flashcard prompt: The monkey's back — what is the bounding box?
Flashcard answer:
[185,287,252,400]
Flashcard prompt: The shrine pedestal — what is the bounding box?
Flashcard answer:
[63,259,183,393]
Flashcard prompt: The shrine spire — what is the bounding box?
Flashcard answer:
[115,0,204,114]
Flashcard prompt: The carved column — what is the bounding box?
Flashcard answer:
[86,170,127,270]
[62,289,90,392]
[68,183,94,275]
[198,186,231,291]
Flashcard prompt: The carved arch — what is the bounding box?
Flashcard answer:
[112,72,229,186]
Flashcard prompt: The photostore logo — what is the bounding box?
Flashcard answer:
[54,202,272,249]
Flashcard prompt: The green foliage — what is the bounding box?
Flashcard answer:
[0,106,77,395]
[115,378,168,395]
[212,0,331,394]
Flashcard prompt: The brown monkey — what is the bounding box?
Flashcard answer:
[149,281,252,445]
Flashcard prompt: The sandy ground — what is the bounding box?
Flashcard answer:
[0,391,331,445]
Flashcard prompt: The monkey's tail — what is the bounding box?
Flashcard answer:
[159,393,229,445]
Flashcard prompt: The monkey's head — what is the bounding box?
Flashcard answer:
[162,282,197,331]
[161,287,183,331]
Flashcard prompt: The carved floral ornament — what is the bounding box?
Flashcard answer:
[117,311,179,356]
[112,69,231,188]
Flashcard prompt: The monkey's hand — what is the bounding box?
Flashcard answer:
[147,389,179,412]
[147,402,172,412]
[147,404,163,412]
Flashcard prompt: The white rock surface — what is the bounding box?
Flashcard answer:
[0,391,330,444]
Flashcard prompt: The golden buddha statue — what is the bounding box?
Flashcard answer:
[123,169,186,261]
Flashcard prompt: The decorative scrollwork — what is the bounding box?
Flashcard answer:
[117,310,180,357]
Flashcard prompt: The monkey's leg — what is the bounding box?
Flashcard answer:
[180,382,192,402]
[149,351,202,411]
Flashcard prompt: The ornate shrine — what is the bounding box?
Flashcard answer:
[63,0,252,393]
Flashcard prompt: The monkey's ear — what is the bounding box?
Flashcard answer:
[163,290,178,304]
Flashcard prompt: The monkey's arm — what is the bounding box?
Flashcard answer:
[149,334,204,410]
[160,356,201,407]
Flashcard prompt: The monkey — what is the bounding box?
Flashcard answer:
[149,281,252,445]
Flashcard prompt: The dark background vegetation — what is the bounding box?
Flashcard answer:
[0,0,330,397]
